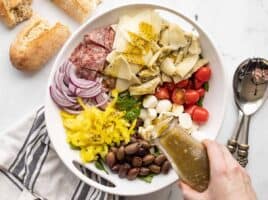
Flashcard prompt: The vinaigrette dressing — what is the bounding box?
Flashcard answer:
[155,121,210,192]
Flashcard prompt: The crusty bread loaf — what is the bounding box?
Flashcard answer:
[0,0,32,27]
[10,16,71,71]
[51,0,101,23]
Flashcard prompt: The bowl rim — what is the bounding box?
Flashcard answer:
[45,2,228,196]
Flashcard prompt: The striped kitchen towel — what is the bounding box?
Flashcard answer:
[0,107,122,200]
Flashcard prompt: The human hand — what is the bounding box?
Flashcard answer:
[178,140,257,200]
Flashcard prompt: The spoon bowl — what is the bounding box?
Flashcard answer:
[233,58,268,115]
[228,58,268,167]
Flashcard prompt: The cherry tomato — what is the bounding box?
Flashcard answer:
[175,80,189,88]
[187,80,194,89]
[195,66,212,82]
[163,82,175,92]
[192,107,209,123]
[155,87,170,99]
[184,90,200,105]
[184,105,198,116]
[194,78,203,89]
[171,88,185,105]
[196,88,206,97]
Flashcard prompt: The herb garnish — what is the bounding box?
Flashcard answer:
[69,142,81,150]
[95,159,109,174]
[138,173,155,183]
[150,146,161,156]
[203,82,209,91]
[197,96,204,107]
[116,92,141,122]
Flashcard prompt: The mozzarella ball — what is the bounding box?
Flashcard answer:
[147,108,157,120]
[178,113,193,129]
[156,100,172,113]
[138,127,145,135]
[172,104,184,116]
[143,95,158,108]
[144,119,152,127]
[139,125,154,140]
[139,109,148,120]
[191,122,199,132]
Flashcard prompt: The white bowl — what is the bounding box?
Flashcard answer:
[45,2,227,196]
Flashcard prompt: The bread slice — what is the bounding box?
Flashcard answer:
[10,16,71,71]
[52,0,101,23]
[0,0,32,27]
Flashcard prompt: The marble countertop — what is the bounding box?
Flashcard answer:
[1,0,268,199]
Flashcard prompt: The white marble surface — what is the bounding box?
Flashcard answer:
[1,0,268,199]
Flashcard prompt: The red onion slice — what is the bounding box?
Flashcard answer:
[63,107,82,114]
[64,61,72,74]
[63,62,71,85]
[61,81,73,96]
[96,77,103,83]
[101,87,109,93]
[68,83,77,94]
[63,73,70,85]
[69,66,97,89]
[50,85,75,108]
[61,83,76,103]
[54,70,63,90]
[95,92,109,107]
[79,88,102,98]
[50,60,109,114]
[70,104,82,110]
[59,63,66,73]
[77,83,102,98]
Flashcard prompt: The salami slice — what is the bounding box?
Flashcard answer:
[84,26,115,51]
[105,27,115,51]
[70,43,107,71]
[77,68,98,80]
[70,26,115,72]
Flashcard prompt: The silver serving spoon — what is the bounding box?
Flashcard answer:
[227,58,268,167]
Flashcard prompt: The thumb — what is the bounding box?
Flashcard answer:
[178,181,205,200]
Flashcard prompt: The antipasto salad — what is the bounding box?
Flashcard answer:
[50,10,212,182]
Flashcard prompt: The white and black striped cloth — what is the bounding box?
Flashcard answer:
[0,107,123,200]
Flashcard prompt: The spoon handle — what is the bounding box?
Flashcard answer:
[227,110,244,153]
[237,115,251,167]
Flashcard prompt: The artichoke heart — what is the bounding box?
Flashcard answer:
[184,58,209,79]
[160,57,176,76]
[148,49,162,68]
[115,36,143,55]
[132,10,163,41]
[123,50,153,66]
[127,31,151,53]
[161,73,172,82]
[116,78,131,92]
[104,55,132,80]
[173,75,183,83]
[130,63,143,74]
[160,23,188,48]
[188,35,201,55]
[115,75,141,92]
[148,45,178,68]
[139,66,160,78]
[106,51,119,63]
[175,51,184,64]
[175,54,199,78]
[129,76,161,96]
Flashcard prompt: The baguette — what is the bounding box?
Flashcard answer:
[10,16,71,71]
[0,0,32,27]
[51,0,101,23]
